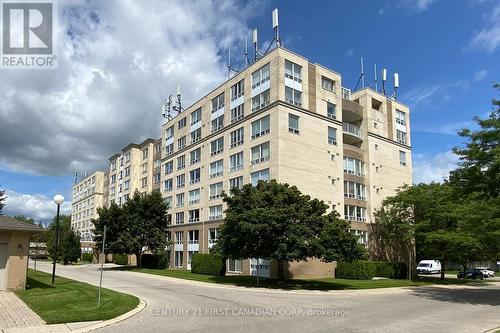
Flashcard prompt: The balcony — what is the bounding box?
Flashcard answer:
[342,123,363,144]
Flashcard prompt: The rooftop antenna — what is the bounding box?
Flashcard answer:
[172,85,185,114]
[161,95,172,120]
[390,73,399,100]
[354,56,365,91]
[381,68,387,96]
[244,34,250,66]
[74,172,78,184]
[272,8,280,47]
[227,49,239,79]
[253,28,258,62]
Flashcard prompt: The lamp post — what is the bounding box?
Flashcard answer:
[51,194,64,284]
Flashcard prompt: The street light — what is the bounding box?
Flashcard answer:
[51,194,64,284]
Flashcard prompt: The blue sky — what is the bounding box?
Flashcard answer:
[0,0,498,222]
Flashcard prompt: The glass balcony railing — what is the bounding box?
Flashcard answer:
[343,123,362,138]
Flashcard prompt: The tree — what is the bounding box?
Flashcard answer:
[218,180,364,280]
[13,215,35,224]
[93,190,170,267]
[46,215,81,264]
[0,185,6,215]
[449,83,500,198]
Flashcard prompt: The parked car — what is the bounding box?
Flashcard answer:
[457,269,485,280]
[477,267,495,278]
[417,260,441,274]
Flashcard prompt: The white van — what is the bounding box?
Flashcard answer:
[417,260,441,274]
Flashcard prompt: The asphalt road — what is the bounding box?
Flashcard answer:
[32,261,500,333]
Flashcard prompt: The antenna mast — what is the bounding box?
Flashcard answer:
[244,35,250,66]
[172,85,185,114]
[381,68,387,96]
[162,95,173,120]
[253,29,259,62]
[354,56,365,91]
[273,8,280,47]
[391,73,399,100]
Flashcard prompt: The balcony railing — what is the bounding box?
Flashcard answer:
[343,123,362,138]
[341,87,351,100]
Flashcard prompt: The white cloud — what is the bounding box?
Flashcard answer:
[402,80,469,110]
[412,150,459,184]
[0,0,262,176]
[399,0,436,12]
[3,190,72,223]
[413,120,473,136]
[474,69,488,81]
[469,3,500,52]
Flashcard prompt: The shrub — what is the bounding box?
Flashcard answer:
[191,253,224,275]
[373,261,407,279]
[81,253,93,262]
[336,260,376,280]
[114,254,129,265]
[141,254,168,269]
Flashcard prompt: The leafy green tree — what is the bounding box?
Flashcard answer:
[46,215,81,264]
[93,191,170,267]
[13,215,35,224]
[218,180,364,280]
[0,186,5,215]
[450,83,500,198]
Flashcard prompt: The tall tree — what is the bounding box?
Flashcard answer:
[0,185,6,215]
[218,180,364,280]
[449,83,500,198]
[13,215,35,224]
[46,215,81,264]
[93,190,170,267]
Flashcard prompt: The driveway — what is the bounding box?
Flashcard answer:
[32,261,500,333]
[0,291,44,330]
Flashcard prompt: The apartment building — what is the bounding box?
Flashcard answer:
[160,47,412,275]
[107,138,158,206]
[71,171,105,248]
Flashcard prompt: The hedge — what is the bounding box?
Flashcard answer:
[114,254,129,265]
[336,260,376,280]
[141,254,168,269]
[191,253,224,275]
[81,253,93,262]
[373,261,407,279]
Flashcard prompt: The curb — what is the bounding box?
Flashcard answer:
[482,327,500,333]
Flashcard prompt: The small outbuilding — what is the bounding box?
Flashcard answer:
[0,215,42,290]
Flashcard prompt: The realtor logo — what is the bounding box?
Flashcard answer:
[1,0,58,69]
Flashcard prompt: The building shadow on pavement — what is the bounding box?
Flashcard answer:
[407,286,500,306]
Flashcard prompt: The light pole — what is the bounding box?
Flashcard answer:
[52,194,64,284]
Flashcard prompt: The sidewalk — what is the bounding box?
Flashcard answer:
[0,291,44,331]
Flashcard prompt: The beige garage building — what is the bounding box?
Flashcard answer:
[0,216,42,290]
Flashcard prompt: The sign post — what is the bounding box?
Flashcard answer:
[97,226,107,308]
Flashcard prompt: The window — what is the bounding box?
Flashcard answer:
[189,188,200,204]
[251,168,270,186]
[175,212,184,225]
[209,204,223,220]
[125,152,131,163]
[396,110,406,126]
[164,161,173,175]
[188,230,199,244]
[191,108,202,125]
[175,231,183,244]
[177,136,186,150]
[343,157,365,176]
[176,174,185,188]
[189,209,200,223]
[231,79,244,100]
[125,166,131,176]
[288,114,300,134]
[228,258,242,272]
[208,228,219,246]
[176,193,185,207]
[190,148,201,164]
[178,117,187,129]
[230,127,244,148]
[124,180,130,190]
[190,128,201,144]
[327,102,336,119]
[153,173,160,184]
[344,181,366,200]
[328,127,337,145]
[229,152,244,172]
[230,104,244,123]
[177,155,185,170]
[154,159,161,168]
[165,143,174,156]
[165,126,174,140]
[212,93,225,113]
[399,150,407,166]
[251,115,270,139]
[110,174,116,184]
[141,162,148,174]
[251,63,270,88]
[211,115,224,133]
[210,137,224,156]
[322,76,335,92]
[251,142,270,164]
[351,229,368,245]
[229,176,244,190]
[111,161,116,171]
[141,177,147,188]
[209,182,223,200]
[251,89,270,112]
[209,159,224,178]
[142,148,149,159]
[397,130,407,145]
[164,196,173,208]
[285,60,302,82]
[285,87,302,107]
[189,168,201,184]
[344,206,367,222]
[164,178,173,192]
[154,143,161,155]
[174,250,183,267]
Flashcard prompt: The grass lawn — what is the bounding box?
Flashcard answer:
[124,268,484,291]
[16,269,140,324]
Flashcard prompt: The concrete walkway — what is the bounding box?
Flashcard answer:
[0,291,44,330]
